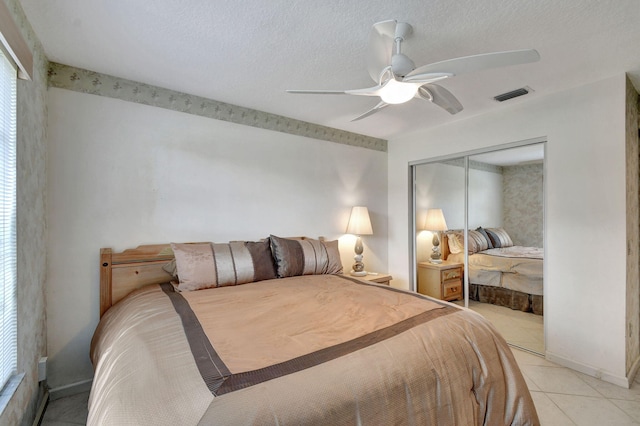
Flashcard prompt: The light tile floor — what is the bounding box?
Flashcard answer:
[464,299,545,354]
[513,349,640,425]
[40,321,640,425]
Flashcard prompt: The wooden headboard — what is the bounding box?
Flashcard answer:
[441,232,450,261]
[100,244,175,317]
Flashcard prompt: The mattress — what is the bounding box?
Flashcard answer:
[89,274,538,425]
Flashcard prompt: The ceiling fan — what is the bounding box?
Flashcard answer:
[287,20,540,121]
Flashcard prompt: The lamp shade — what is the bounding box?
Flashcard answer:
[345,206,373,235]
[424,208,448,232]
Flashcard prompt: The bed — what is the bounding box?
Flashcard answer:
[90,236,539,425]
[443,228,543,315]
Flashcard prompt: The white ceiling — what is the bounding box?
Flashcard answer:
[472,144,544,166]
[18,0,640,141]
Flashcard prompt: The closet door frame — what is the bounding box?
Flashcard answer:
[408,136,546,311]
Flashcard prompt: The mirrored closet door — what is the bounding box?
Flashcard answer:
[411,140,545,354]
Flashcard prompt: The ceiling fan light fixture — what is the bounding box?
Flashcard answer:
[287,19,540,121]
[379,79,418,104]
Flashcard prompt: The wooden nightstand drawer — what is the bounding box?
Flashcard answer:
[443,280,462,300]
[417,261,464,301]
[441,268,461,282]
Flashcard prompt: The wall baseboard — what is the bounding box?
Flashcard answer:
[31,390,48,426]
[49,379,92,401]
[546,350,630,388]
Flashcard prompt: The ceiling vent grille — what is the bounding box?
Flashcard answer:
[494,87,530,102]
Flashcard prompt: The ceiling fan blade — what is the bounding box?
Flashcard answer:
[286,89,347,95]
[351,101,389,122]
[344,84,385,96]
[400,72,453,85]
[417,84,463,115]
[366,20,396,82]
[404,49,540,82]
[287,84,384,97]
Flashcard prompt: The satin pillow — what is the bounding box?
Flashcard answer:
[270,235,343,278]
[170,239,277,291]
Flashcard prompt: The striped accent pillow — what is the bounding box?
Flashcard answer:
[270,235,343,278]
[486,227,514,248]
[171,239,277,292]
[468,230,489,254]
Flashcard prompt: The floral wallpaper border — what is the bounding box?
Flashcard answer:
[47,63,388,152]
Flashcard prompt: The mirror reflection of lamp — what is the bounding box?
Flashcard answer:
[424,208,448,264]
[345,206,373,276]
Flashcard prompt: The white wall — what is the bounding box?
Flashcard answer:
[469,167,503,229]
[388,75,630,385]
[46,88,388,390]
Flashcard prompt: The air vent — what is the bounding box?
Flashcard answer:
[494,87,530,102]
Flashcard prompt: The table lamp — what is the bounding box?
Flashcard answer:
[345,206,373,276]
[424,208,448,264]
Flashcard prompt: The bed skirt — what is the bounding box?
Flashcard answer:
[469,284,543,315]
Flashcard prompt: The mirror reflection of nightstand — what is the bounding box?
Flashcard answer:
[417,261,463,301]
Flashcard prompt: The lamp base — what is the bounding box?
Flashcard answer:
[350,270,368,277]
[430,232,443,264]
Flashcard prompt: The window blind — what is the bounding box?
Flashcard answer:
[0,48,16,390]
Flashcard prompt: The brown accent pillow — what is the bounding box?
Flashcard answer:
[270,235,343,278]
[244,239,277,282]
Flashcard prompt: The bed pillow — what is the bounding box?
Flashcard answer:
[486,227,514,248]
[171,242,218,291]
[448,230,489,255]
[244,239,279,282]
[446,231,464,254]
[270,235,343,278]
[475,227,494,249]
[171,239,277,291]
[467,230,489,254]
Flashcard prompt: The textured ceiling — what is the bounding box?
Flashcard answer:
[18,0,640,141]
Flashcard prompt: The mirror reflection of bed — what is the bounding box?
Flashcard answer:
[443,232,544,354]
[414,142,545,355]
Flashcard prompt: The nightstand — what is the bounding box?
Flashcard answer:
[358,273,393,286]
[417,261,463,301]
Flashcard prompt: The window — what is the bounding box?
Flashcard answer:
[0,48,16,391]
